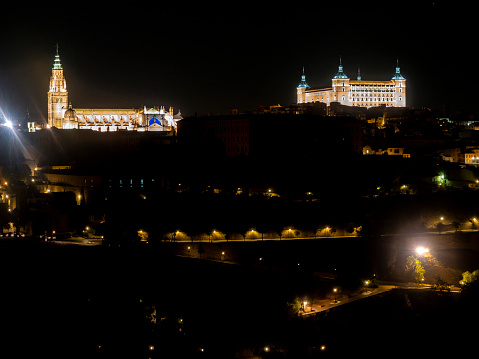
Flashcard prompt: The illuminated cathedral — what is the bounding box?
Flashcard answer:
[47,46,182,131]
[297,58,406,108]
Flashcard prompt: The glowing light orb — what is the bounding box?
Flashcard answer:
[416,246,429,255]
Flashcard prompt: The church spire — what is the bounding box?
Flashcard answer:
[53,43,62,70]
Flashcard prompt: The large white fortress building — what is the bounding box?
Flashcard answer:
[47,46,182,132]
[297,58,406,108]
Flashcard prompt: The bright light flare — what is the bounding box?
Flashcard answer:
[416,246,429,255]
[4,119,13,128]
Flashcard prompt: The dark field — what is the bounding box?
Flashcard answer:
[1,239,478,358]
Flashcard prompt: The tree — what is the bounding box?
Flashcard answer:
[452,221,460,232]
[137,230,149,242]
[256,224,266,241]
[436,222,444,234]
[405,255,425,283]
[461,270,479,286]
[274,226,283,241]
[434,278,451,292]
[0,204,12,233]
[197,243,205,259]
[285,298,302,317]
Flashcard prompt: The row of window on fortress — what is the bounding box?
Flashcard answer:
[223,135,249,142]
[334,88,403,93]
[311,96,402,102]
[227,145,248,154]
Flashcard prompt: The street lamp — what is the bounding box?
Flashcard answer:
[416,246,429,256]
[333,288,338,303]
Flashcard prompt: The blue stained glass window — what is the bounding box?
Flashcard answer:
[149,117,161,126]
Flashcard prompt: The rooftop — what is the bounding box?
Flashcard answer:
[349,80,396,85]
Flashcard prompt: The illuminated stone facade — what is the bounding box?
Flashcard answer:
[47,46,68,128]
[297,59,406,108]
[47,47,182,131]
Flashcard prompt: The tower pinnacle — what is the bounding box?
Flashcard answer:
[53,44,62,70]
[333,55,348,79]
[298,67,309,88]
[392,58,405,80]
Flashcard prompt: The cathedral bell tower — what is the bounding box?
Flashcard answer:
[47,44,68,128]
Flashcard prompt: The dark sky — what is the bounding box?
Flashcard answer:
[0,2,475,121]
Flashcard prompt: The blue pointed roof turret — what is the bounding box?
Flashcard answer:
[333,56,348,79]
[392,59,405,80]
[298,67,309,88]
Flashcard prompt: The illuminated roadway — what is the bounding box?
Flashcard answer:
[50,236,102,246]
[174,235,358,243]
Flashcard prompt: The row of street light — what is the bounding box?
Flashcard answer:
[160,226,355,242]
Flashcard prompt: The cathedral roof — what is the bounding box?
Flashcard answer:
[64,106,76,119]
[173,110,183,120]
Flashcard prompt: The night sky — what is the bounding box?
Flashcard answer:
[0,2,474,121]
